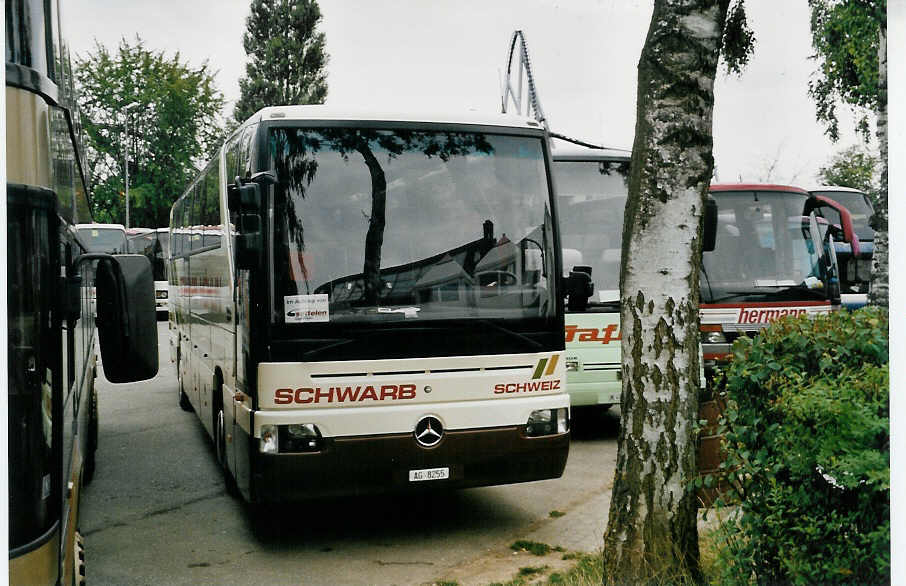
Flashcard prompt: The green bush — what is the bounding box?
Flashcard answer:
[712,307,889,584]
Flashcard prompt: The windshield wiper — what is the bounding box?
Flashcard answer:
[302,338,355,360]
[475,319,544,350]
[771,285,829,299]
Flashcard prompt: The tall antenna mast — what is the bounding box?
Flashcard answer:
[501,30,547,131]
[500,30,612,150]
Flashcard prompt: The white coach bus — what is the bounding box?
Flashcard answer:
[170,106,572,503]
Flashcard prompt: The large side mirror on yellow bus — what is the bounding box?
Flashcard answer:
[702,197,717,253]
[92,254,159,383]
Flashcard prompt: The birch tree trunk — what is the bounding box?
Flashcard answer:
[602,0,729,581]
[869,22,888,308]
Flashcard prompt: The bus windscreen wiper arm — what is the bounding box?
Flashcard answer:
[476,320,544,350]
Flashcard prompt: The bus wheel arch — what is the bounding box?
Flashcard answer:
[212,369,238,496]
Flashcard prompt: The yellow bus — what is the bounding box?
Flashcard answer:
[7,0,159,582]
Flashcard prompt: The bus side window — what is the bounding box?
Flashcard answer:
[203,162,222,247]
[171,199,183,256]
[190,181,205,251]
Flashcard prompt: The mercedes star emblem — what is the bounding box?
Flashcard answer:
[414,415,444,447]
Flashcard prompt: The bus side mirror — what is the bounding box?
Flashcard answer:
[564,266,593,312]
[235,213,263,270]
[94,254,159,383]
[228,182,262,213]
[702,197,717,253]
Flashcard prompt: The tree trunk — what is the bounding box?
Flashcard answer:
[602,0,729,582]
[869,22,887,308]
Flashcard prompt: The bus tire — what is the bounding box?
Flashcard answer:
[177,352,192,411]
[83,386,99,485]
[74,530,86,586]
[178,384,192,411]
[216,406,239,497]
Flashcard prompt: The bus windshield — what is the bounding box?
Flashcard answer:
[128,230,169,281]
[702,191,829,302]
[810,189,874,241]
[270,127,557,324]
[77,226,127,254]
[554,159,630,302]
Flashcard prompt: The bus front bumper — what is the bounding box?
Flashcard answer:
[251,426,569,502]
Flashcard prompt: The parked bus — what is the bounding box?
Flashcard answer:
[7,0,160,582]
[170,105,570,503]
[699,183,856,378]
[808,185,875,308]
[74,223,128,254]
[551,139,630,411]
[552,166,856,389]
[127,227,171,316]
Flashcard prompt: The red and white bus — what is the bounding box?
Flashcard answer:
[699,183,857,374]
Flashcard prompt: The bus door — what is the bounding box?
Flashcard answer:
[9,190,63,583]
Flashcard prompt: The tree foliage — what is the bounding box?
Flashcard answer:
[817,144,879,193]
[808,0,886,307]
[721,0,756,74]
[233,0,329,123]
[713,308,889,583]
[76,37,224,227]
[807,0,885,141]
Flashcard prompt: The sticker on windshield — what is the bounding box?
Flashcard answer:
[284,294,329,323]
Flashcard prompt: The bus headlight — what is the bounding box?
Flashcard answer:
[525,408,569,437]
[259,423,323,453]
[280,423,323,453]
[701,330,726,344]
[260,424,278,454]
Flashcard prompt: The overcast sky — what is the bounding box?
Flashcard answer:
[66,0,879,185]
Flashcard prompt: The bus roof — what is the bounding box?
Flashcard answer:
[76,223,126,230]
[806,184,866,194]
[709,183,810,195]
[550,137,631,161]
[245,105,546,131]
